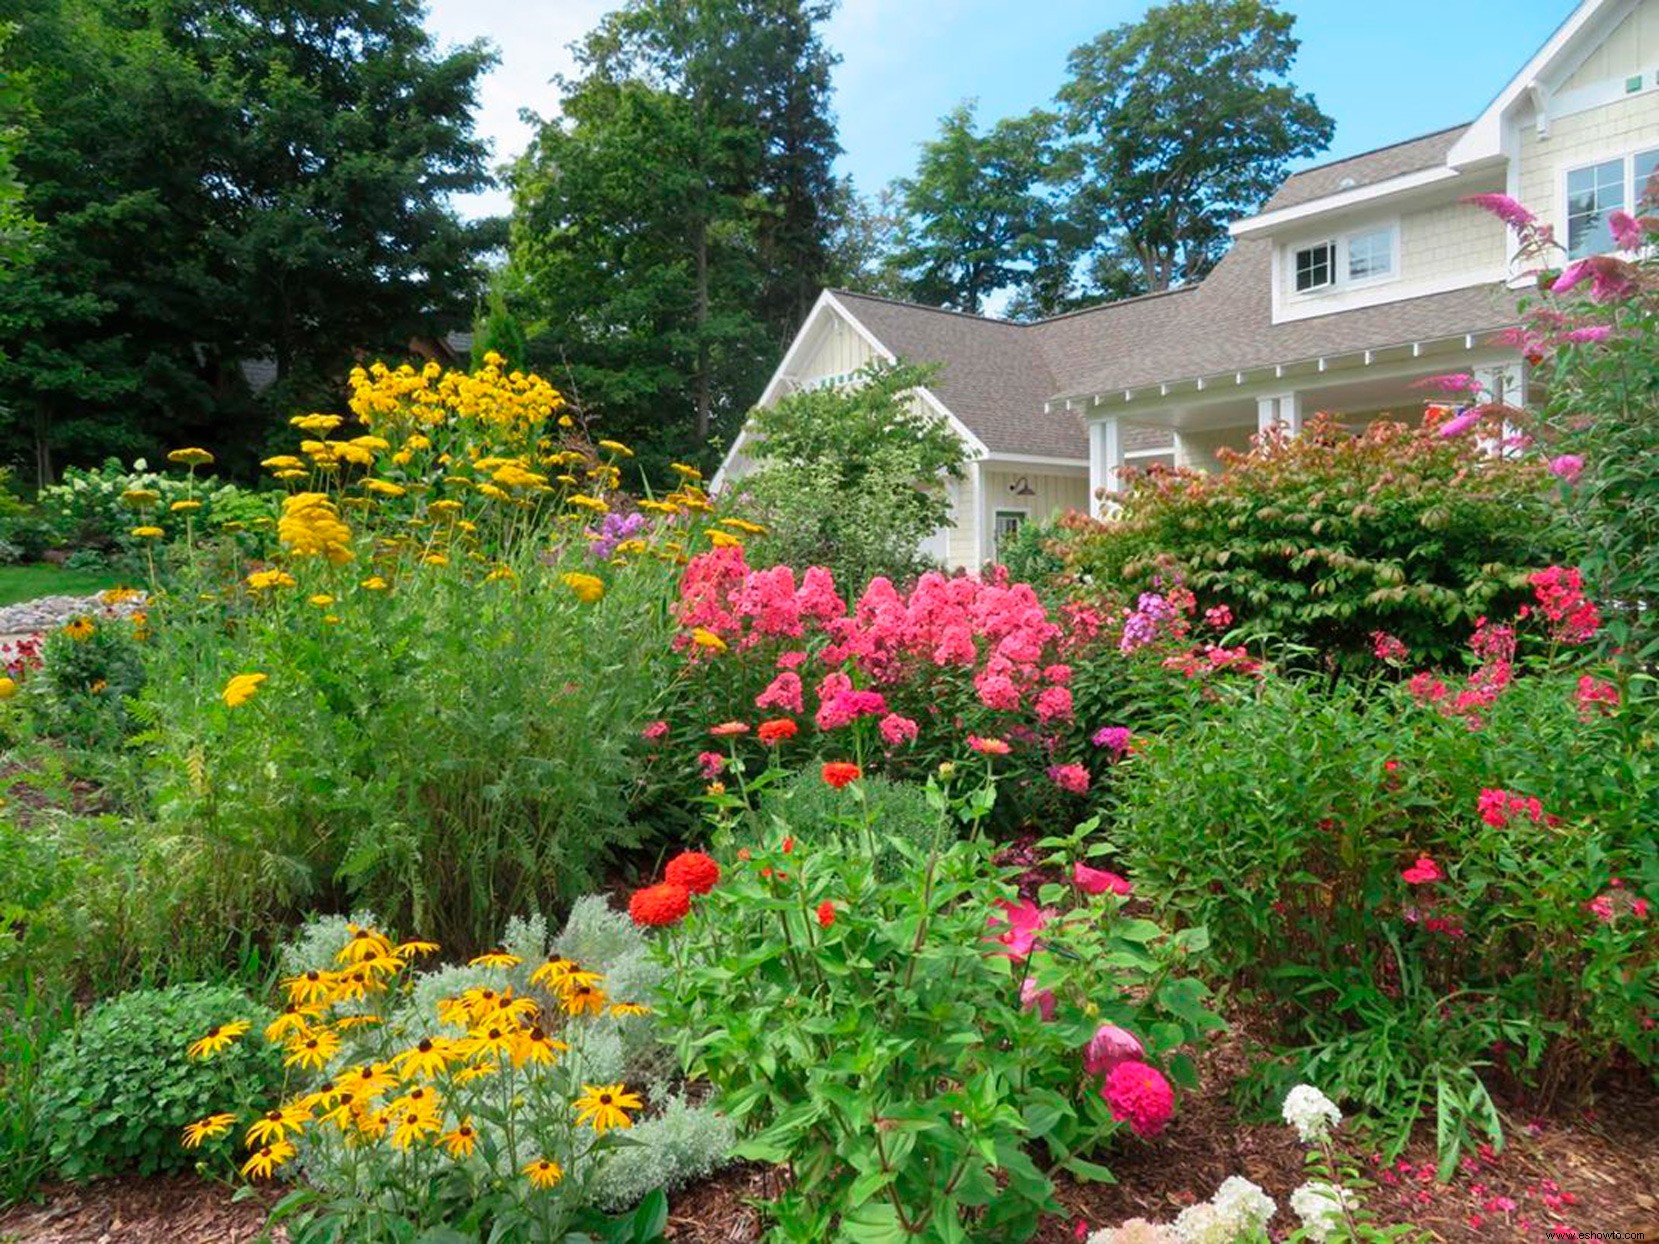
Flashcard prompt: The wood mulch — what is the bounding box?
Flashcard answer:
[0,1174,282,1244]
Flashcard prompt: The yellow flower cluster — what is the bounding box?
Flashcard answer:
[183,924,648,1189]
[346,353,564,444]
[278,493,353,563]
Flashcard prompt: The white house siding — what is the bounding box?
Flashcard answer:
[1399,201,1508,284]
[982,469,1088,528]
[1175,428,1249,472]
[946,469,978,570]
[791,311,879,391]
[1516,77,1659,240]
[1561,1,1659,94]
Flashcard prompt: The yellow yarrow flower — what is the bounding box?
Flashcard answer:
[364,479,406,497]
[290,413,343,433]
[245,569,297,591]
[169,499,202,513]
[560,572,604,604]
[706,528,742,548]
[222,673,267,708]
[360,575,389,591]
[129,526,165,539]
[0,676,17,700]
[167,447,214,467]
[690,627,727,653]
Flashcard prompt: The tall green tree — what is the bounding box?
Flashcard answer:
[0,0,495,483]
[889,102,1067,315]
[1057,0,1332,294]
[503,0,840,464]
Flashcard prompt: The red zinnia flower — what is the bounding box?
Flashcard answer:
[821,762,861,788]
[664,850,720,895]
[816,900,835,928]
[628,882,691,927]
[756,718,798,745]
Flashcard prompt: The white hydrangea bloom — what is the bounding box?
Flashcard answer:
[1290,1180,1353,1242]
[1087,1222,1179,1244]
[1210,1176,1276,1234]
[1171,1203,1226,1244]
[1281,1083,1343,1143]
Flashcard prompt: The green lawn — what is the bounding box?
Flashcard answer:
[0,564,134,609]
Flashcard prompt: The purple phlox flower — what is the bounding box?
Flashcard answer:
[1092,725,1133,756]
[1463,193,1536,230]
[588,509,647,559]
[1119,592,1179,653]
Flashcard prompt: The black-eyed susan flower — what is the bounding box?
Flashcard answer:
[509,1025,568,1069]
[336,923,394,964]
[610,1002,651,1018]
[439,1121,477,1158]
[265,1002,326,1042]
[524,1157,564,1189]
[392,1036,454,1080]
[341,1062,397,1100]
[181,1113,237,1148]
[390,1107,440,1150]
[187,1019,251,1059]
[283,968,332,1005]
[562,981,608,1018]
[468,947,522,969]
[455,1023,516,1063]
[244,1104,310,1147]
[62,617,95,642]
[240,1139,297,1179]
[393,938,439,960]
[222,673,267,709]
[573,1083,642,1133]
[284,1028,340,1071]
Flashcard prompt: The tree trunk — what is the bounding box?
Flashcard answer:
[32,397,52,488]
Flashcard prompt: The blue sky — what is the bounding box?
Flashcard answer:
[425,0,1576,220]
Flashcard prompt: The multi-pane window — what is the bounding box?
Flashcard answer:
[1346,228,1395,281]
[1567,158,1625,258]
[993,510,1025,558]
[1294,242,1335,292]
[1636,147,1659,211]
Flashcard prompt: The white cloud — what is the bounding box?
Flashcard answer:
[424,0,613,219]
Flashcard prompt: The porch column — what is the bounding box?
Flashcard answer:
[1088,416,1123,518]
[973,458,990,566]
[1473,361,1527,408]
[1256,391,1303,439]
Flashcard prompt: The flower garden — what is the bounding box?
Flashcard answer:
[0,195,1655,1243]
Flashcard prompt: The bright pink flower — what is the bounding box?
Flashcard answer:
[1609,209,1644,250]
[986,897,1052,958]
[756,670,805,715]
[1371,631,1409,663]
[1101,1060,1174,1137]
[1041,663,1073,685]
[1203,604,1233,629]
[1035,685,1074,723]
[878,712,919,747]
[1414,373,1482,393]
[697,751,725,779]
[1575,675,1619,719]
[1082,1023,1145,1075]
[1437,408,1482,438]
[975,673,1022,712]
[1092,726,1133,756]
[1559,326,1612,344]
[968,734,1011,756]
[1401,855,1443,885]
[1548,453,1585,482]
[1074,861,1131,896]
[1048,763,1090,794]
[640,720,669,742]
[1529,566,1601,643]
[1020,977,1056,1021]
[1464,193,1536,229]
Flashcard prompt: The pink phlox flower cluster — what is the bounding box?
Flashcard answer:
[1401,855,1443,885]
[640,719,669,742]
[1047,762,1090,794]
[1526,566,1601,644]
[879,712,919,747]
[1034,685,1074,722]
[1203,604,1233,629]
[1587,887,1650,924]
[815,687,888,730]
[1371,630,1410,663]
[1574,674,1619,720]
[755,670,804,714]
[1477,787,1547,829]
[1163,643,1262,679]
[697,751,725,779]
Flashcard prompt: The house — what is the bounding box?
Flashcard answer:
[715,0,1659,571]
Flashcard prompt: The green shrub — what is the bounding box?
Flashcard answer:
[656,759,1222,1241]
[736,360,967,591]
[35,982,281,1179]
[1111,645,1656,1166]
[31,607,147,747]
[761,768,949,879]
[1058,415,1563,671]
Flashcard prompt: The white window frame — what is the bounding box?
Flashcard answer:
[1287,222,1399,300]
[1563,145,1659,260]
[992,507,1029,559]
[1292,240,1336,293]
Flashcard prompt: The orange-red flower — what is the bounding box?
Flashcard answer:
[821,762,861,789]
[816,900,835,928]
[664,850,720,895]
[756,718,798,745]
[628,882,691,927]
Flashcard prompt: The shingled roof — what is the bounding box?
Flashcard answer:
[1259,124,1469,213]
